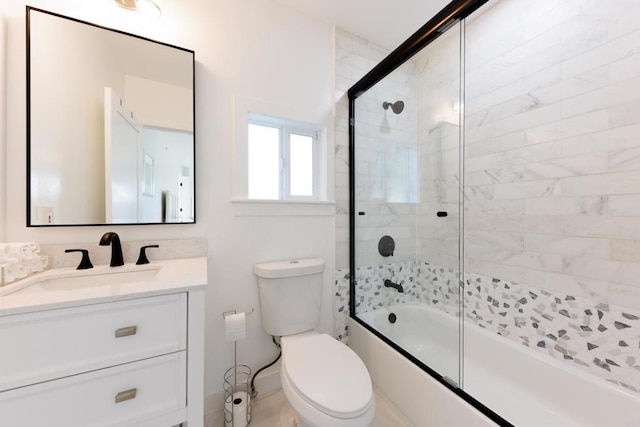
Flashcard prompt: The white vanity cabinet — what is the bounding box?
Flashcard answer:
[0,289,205,427]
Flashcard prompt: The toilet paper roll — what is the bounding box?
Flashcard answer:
[225,312,246,341]
[224,391,249,427]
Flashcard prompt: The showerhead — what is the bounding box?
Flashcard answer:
[383,100,405,114]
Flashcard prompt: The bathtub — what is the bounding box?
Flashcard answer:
[354,304,640,427]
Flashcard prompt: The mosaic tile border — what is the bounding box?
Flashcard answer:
[334,271,350,344]
[334,262,640,394]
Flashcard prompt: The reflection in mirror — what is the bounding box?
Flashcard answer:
[27,7,195,226]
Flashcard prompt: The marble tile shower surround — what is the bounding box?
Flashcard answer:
[338,0,640,333]
[334,29,420,270]
[454,0,640,310]
[334,262,640,394]
[335,0,640,396]
[416,122,461,270]
[334,29,390,270]
[352,67,419,268]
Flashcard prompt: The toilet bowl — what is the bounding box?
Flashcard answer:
[279,331,375,427]
[253,259,375,427]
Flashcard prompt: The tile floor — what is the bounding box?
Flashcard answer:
[206,385,412,427]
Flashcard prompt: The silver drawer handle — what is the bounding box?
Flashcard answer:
[115,388,137,403]
[115,326,137,338]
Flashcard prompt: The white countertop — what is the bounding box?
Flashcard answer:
[0,257,207,316]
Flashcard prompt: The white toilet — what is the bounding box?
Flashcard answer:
[254,258,375,427]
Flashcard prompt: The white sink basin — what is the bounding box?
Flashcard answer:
[1,264,162,296]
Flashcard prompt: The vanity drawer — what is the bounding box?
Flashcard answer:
[0,293,187,392]
[0,351,187,427]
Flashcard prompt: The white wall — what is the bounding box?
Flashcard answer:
[140,127,193,222]
[3,0,335,412]
[0,0,7,241]
[125,75,193,131]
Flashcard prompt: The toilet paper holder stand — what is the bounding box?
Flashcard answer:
[224,364,252,427]
[223,308,254,427]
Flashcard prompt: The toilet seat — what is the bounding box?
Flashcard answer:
[282,333,373,419]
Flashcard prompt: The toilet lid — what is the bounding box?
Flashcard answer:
[283,334,372,418]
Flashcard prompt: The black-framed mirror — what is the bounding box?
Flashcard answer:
[27,7,195,226]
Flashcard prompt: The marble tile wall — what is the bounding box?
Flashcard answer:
[414,27,463,273]
[461,0,640,309]
[334,29,418,270]
[336,2,640,307]
[416,122,461,270]
[334,29,388,270]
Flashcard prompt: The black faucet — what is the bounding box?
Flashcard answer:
[384,279,404,293]
[99,232,124,267]
[65,249,94,270]
[136,244,159,265]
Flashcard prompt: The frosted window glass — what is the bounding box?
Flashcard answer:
[248,124,280,199]
[289,134,313,196]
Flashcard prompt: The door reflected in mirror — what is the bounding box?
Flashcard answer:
[27,7,195,226]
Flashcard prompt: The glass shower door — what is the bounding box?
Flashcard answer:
[351,21,463,386]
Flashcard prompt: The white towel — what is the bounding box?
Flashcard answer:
[0,242,41,262]
[0,243,45,285]
[29,256,49,273]
[0,244,19,265]
[2,262,30,284]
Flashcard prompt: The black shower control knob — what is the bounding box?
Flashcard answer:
[378,235,395,257]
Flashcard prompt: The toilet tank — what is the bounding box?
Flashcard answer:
[254,258,324,337]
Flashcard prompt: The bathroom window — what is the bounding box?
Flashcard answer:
[248,113,320,201]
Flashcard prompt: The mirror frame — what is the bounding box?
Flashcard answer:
[26,6,196,227]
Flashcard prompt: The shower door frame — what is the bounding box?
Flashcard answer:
[347,0,511,425]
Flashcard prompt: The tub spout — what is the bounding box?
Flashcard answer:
[384,279,404,293]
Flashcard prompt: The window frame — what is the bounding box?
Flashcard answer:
[248,113,321,202]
